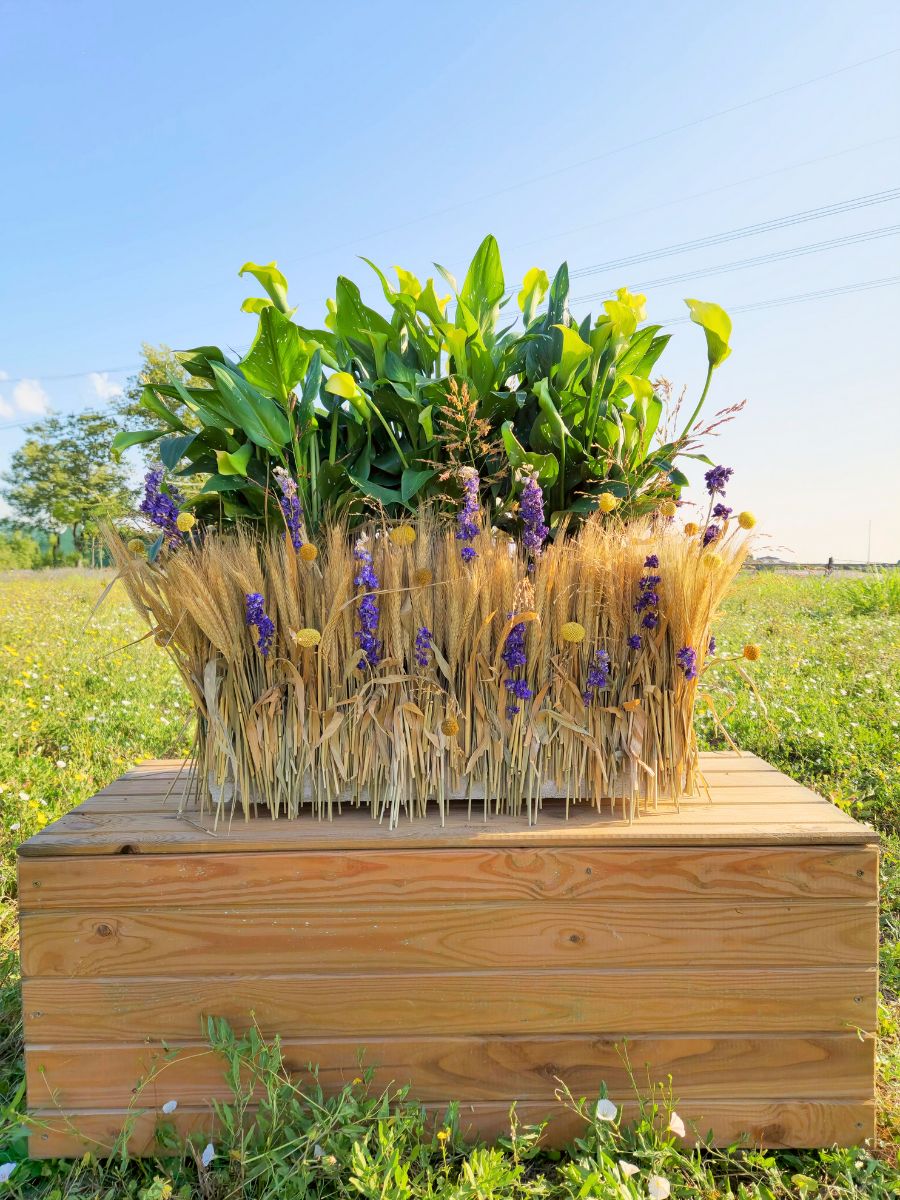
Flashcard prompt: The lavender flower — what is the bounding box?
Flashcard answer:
[140,467,183,545]
[583,648,610,706]
[630,557,661,645]
[628,634,643,650]
[708,635,717,654]
[644,554,659,568]
[642,611,660,630]
[245,592,275,657]
[704,465,733,496]
[353,543,381,669]
[520,471,549,563]
[703,524,720,547]
[273,467,304,550]
[455,467,480,562]
[414,626,432,668]
[676,644,698,680]
[712,503,732,521]
[502,617,532,715]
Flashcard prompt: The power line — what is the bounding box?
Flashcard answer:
[0,364,139,386]
[282,46,900,267]
[659,274,900,322]
[569,187,900,280]
[571,223,900,302]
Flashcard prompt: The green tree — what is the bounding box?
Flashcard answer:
[116,343,201,459]
[1,411,135,561]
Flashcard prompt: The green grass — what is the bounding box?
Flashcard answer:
[0,569,898,1197]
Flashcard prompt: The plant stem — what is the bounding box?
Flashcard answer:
[678,362,714,442]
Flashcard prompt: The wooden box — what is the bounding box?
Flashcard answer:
[18,751,878,1156]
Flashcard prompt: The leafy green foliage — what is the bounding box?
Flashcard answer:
[129,237,732,533]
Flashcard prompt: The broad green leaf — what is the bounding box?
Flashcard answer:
[159,433,198,470]
[238,261,294,316]
[546,263,570,325]
[416,280,451,324]
[111,429,165,459]
[139,386,188,431]
[176,346,230,381]
[418,404,434,440]
[347,472,413,510]
[552,325,593,389]
[400,467,436,502]
[501,422,558,486]
[200,474,260,494]
[209,362,291,453]
[394,266,422,298]
[622,375,655,406]
[685,298,732,367]
[215,442,253,476]
[239,305,312,404]
[460,234,504,336]
[518,267,550,326]
[433,261,459,296]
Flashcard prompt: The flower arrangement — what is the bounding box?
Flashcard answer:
[108,235,755,824]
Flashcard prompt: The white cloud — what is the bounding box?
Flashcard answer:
[0,394,13,419]
[13,378,49,414]
[0,369,9,381]
[89,371,123,401]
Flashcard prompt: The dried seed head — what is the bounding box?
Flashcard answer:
[127,538,146,555]
[560,621,586,644]
[683,522,699,537]
[702,552,723,570]
[743,643,761,661]
[413,567,433,587]
[299,543,318,562]
[738,511,756,529]
[389,525,416,547]
[292,627,321,649]
[440,716,460,737]
[659,499,677,518]
[175,512,196,533]
[598,492,618,513]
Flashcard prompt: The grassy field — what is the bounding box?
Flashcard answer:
[0,569,898,1197]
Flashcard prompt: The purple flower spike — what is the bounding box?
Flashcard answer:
[708,635,717,654]
[140,467,183,545]
[520,471,549,561]
[502,616,532,715]
[704,465,733,496]
[455,468,480,563]
[676,644,698,680]
[628,634,642,651]
[273,467,304,550]
[245,592,275,657]
[712,503,732,521]
[703,524,720,547]
[644,554,659,568]
[353,543,381,668]
[583,647,611,706]
[414,626,433,668]
[460,546,477,563]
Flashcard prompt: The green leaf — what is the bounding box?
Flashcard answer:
[215,442,253,476]
[501,422,559,486]
[209,362,291,454]
[518,267,550,326]
[400,467,436,501]
[176,346,230,381]
[239,305,312,404]
[110,429,165,459]
[240,297,272,314]
[139,387,188,430]
[347,472,413,510]
[200,474,253,494]
[238,261,294,316]
[460,234,505,336]
[159,433,198,471]
[394,266,422,298]
[685,298,732,368]
[534,379,571,447]
[552,325,593,389]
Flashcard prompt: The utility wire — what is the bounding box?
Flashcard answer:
[571,223,900,302]
[659,275,900,323]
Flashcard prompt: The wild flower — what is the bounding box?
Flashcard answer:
[561,621,585,643]
[273,466,304,550]
[140,468,183,545]
[632,558,661,643]
[175,512,196,533]
[659,499,677,518]
[353,543,381,668]
[161,1099,178,1114]
[292,628,321,649]
[704,464,733,495]
[389,525,416,547]
[0,1164,16,1183]
[708,635,717,654]
[583,647,610,705]
[299,543,318,562]
[712,503,732,520]
[644,554,659,568]
[595,1097,617,1121]
[200,1143,215,1168]
[738,510,756,529]
[440,715,459,736]
[683,521,699,536]
[455,467,480,562]
[414,626,433,668]
[743,643,761,661]
[676,644,698,680]
[628,633,642,650]
[598,492,617,513]
[501,617,533,716]
[703,524,720,546]
[245,593,275,657]
[648,1176,671,1200]
[520,470,548,563]
[668,1111,686,1137]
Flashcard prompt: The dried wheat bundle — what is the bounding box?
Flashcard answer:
[106,507,749,826]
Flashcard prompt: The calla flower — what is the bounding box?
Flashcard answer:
[595,1096,617,1121]
[668,1111,686,1137]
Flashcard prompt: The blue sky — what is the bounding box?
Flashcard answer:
[1,0,899,561]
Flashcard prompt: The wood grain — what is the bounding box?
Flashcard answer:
[20,900,877,976]
[25,1033,875,1107]
[22,968,876,1040]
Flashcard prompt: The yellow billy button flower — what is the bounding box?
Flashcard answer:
[659,499,678,518]
[743,643,761,661]
[299,543,318,562]
[561,621,586,644]
[683,522,699,537]
[389,525,416,547]
[413,567,433,587]
[175,512,196,533]
[738,511,756,529]
[126,538,145,555]
[598,492,618,514]
[440,716,460,737]
[702,552,723,570]
[292,628,321,649]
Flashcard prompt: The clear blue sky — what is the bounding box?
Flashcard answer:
[1,0,899,561]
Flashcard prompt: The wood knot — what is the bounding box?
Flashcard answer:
[95,923,114,938]
[568,933,583,945]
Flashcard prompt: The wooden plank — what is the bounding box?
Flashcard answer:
[22,968,876,1040]
[20,900,877,976]
[18,845,879,909]
[27,1098,877,1157]
[25,1033,875,1107]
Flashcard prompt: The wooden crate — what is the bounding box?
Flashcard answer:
[18,751,878,1157]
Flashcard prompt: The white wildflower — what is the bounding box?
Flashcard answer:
[618,1159,639,1176]
[668,1111,686,1137]
[313,1143,325,1159]
[161,1099,178,1114]
[0,1164,16,1183]
[200,1142,215,1168]
[648,1175,671,1199]
[595,1096,617,1121]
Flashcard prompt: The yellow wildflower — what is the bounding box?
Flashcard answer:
[560,621,586,644]
[702,552,723,570]
[389,525,416,547]
[598,492,618,514]
[126,538,146,554]
[440,716,460,737]
[299,543,318,562]
[683,522,699,537]
[175,512,196,533]
[743,643,761,661]
[292,628,321,649]
[738,511,756,530]
[659,499,677,518]
[437,1130,449,1143]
